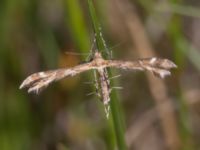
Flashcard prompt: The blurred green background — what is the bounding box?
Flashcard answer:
[1,0,200,150]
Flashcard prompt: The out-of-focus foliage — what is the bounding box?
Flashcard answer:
[0,0,200,150]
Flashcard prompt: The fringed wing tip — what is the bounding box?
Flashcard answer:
[19,77,31,89]
[152,65,176,79]
[19,72,55,94]
[19,73,40,90]
[27,87,40,94]
[167,60,177,69]
[150,58,177,78]
[19,79,40,94]
[159,70,171,79]
[19,82,25,89]
[159,58,177,69]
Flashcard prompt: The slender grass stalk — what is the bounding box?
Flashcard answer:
[168,17,200,71]
[156,3,200,19]
[65,1,116,149]
[87,0,127,150]
[168,19,194,150]
[65,0,91,53]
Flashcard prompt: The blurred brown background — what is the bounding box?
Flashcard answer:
[0,0,200,150]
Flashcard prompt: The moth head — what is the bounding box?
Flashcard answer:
[94,52,102,58]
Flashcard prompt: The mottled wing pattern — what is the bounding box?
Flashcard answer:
[20,62,93,94]
[19,52,177,118]
[98,57,176,118]
[20,52,177,96]
[96,68,111,118]
[105,57,177,78]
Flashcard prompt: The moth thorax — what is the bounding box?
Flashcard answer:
[94,52,102,59]
[93,52,104,64]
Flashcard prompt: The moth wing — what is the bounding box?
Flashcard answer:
[106,58,177,78]
[20,63,93,94]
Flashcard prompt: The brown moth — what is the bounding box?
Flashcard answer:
[20,51,177,117]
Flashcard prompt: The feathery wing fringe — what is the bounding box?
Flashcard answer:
[106,57,177,78]
[20,52,177,94]
[19,63,92,94]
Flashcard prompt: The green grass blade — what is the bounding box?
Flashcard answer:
[87,0,127,150]
[65,0,91,54]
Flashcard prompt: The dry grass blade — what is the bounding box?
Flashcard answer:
[111,0,181,149]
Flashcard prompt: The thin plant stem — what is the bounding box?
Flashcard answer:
[87,0,127,150]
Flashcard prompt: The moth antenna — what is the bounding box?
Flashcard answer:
[86,91,97,96]
[109,74,121,80]
[83,81,95,85]
[109,42,122,51]
[86,90,101,98]
[111,86,123,90]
